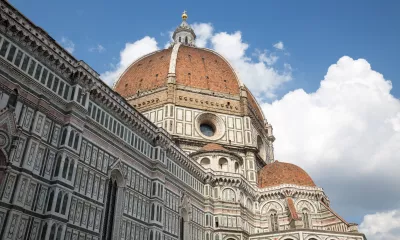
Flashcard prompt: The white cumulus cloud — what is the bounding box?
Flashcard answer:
[261,56,400,227]
[61,37,75,54]
[100,36,159,86]
[211,31,291,99]
[359,210,400,240]
[192,22,213,48]
[273,41,284,50]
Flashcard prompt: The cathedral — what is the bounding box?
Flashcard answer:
[0,2,366,240]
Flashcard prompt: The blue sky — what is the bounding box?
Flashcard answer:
[11,0,400,99]
[10,1,400,238]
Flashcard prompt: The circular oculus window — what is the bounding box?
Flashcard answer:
[195,113,225,140]
[200,123,215,137]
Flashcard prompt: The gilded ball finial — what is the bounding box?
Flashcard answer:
[182,10,188,20]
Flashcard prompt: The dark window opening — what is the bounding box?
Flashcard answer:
[7,45,16,62]
[200,123,215,137]
[180,217,184,240]
[13,50,23,67]
[103,180,117,239]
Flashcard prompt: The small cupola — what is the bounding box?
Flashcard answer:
[172,11,196,46]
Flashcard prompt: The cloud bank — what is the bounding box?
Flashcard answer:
[262,56,400,239]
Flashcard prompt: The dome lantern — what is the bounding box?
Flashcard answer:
[172,10,196,46]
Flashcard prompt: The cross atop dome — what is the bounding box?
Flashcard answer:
[172,10,196,46]
[182,10,188,20]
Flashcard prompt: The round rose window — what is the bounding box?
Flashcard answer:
[195,112,226,140]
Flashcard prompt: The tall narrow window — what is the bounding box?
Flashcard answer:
[103,180,117,239]
[180,217,184,240]
[56,225,62,240]
[40,223,47,240]
[68,131,74,147]
[303,209,310,228]
[55,192,63,213]
[54,156,62,177]
[74,134,80,150]
[60,129,67,145]
[151,204,155,220]
[62,158,69,178]
[49,224,56,240]
[67,160,74,181]
[270,212,279,231]
[47,191,54,212]
[61,194,68,215]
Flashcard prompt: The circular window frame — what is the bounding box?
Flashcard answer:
[195,112,226,140]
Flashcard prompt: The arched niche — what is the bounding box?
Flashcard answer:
[222,188,236,202]
[200,157,211,168]
[260,200,284,214]
[218,158,228,171]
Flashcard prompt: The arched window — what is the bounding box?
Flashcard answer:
[62,158,69,178]
[234,162,239,173]
[185,36,188,44]
[222,188,235,202]
[73,133,79,150]
[179,37,181,43]
[215,234,219,240]
[200,158,210,168]
[49,224,56,239]
[55,192,63,213]
[103,180,118,240]
[61,194,69,214]
[56,225,62,240]
[151,204,155,220]
[53,156,62,177]
[303,208,310,228]
[47,191,54,212]
[40,223,47,240]
[67,160,74,181]
[149,230,153,240]
[270,211,279,231]
[218,158,228,171]
[68,130,74,147]
[60,129,67,145]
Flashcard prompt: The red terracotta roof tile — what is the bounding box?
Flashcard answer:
[114,48,172,97]
[258,161,316,188]
[200,143,228,152]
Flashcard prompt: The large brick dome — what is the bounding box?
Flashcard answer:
[258,161,316,188]
[114,45,242,98]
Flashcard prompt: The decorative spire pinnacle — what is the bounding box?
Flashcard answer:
[182,10,188,20]
[172,10,196,46]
